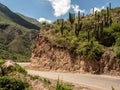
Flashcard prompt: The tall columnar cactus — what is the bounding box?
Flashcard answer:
[78,11,80,22]
[107,7,109,22]
[87,30,90,42]
[94,23,99,40]
[97,15,100,22]
[109,3,111,10]
[95,11,97,20]
[69,12,75,28]
[75,23,78,36]
[93,8,94,14]
[109,16,112,26]
[99,20,104,40]
[75,22,82,37]
[83,13,85,18]
[60,19,64,35]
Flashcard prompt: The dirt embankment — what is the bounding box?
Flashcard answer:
[29,34,120,75]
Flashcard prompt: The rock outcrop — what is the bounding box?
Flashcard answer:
[29,35,120,75]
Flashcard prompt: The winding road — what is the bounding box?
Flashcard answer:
[18,63,120,90]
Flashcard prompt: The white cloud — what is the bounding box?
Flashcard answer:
[71,4,85,13]
[37,18,52,23]
[90,6,105,14]
[48,0,71,17]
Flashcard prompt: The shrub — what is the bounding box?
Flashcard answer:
[28,74,51,85]
[56,78,72,90]
[28,74,40,80]
[115,38,120,46]
[76,41,104,60]
[0,59,4,67]
[110,23,120,32]
[43,78,51,85]
[10,66,27,75]
[0,76,29,90]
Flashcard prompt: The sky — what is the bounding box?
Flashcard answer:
[0,0,120,23]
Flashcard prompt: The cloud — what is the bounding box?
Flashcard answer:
[37,18,52,23]
[90,6,105,14]
[48,0,71,17]
[71,4,85,13]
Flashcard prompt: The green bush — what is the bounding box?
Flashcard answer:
[115,38,120,46]
[110,23,120,32]
[56,78,72,90]
[76,41,104,60]
[0,59,4,67]
[0,76,29,90]
[10,66,27,75]
[28,74,51,85]
[43,78,51,85]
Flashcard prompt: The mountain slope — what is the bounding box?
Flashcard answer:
[0,3,40,30]
[0,3,39,61]
[16,13,42,27]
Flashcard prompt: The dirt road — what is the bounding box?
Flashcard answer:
[19,63,120,90]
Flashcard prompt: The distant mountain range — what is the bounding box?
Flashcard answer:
[0,3,40,61]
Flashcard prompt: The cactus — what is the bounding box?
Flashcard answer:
[94,23,99,40]
[87,30,90,42]
[93,8,94,14]
[109,16,112,26]
[95,11,97,20]
[99,20,104,40]
[75,23,78,37]
[107,7,109,21]
[97,15,100,22]
[75,22,82,37]
[109,3,111,10]
[83,13,85,18]
[69,12,75,28]
[60,19,64,35]
[78,11,80,22]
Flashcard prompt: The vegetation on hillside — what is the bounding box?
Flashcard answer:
[0,23,39,61]
[40,4,120,61]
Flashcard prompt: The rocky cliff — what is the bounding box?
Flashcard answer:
[29,34,120,75]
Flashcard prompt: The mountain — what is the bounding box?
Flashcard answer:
[0,3,39,61]
[16,13,42,27]
[0,3,40,30]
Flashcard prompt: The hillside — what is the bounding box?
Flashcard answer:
[30,6,120,75]
[0,3,40,30]
[16,13,42,27]
[0,3,40,61]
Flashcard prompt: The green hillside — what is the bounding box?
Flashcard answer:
[40,6,120,61]
[16,12,42,27]
[0,3,40,30]
[0,3,39,61]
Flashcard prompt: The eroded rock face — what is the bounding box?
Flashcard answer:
[100,49,120,75]
[29,35,120,75]
[29,35,99,74]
